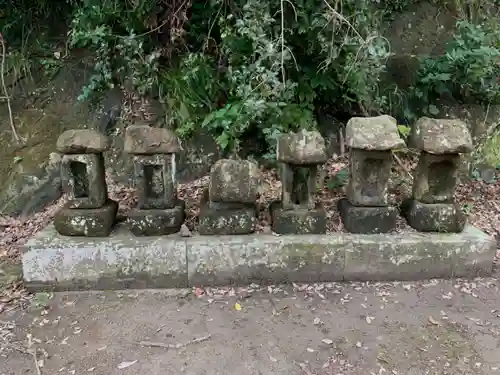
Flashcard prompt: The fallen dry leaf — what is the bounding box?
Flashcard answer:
[428,316,440,326]
[117,360,137,369]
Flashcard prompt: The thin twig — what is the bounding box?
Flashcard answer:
[393,152,413,179]
[297,362,316,375]
[338,126,345,158]
[139,334,211,349]
[31,349,42,375]
[0,33,21,143]
[322,0,363,41]
[280,0,286,84]
[3,342,29,354]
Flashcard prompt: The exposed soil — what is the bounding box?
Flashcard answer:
[2,278,500,375]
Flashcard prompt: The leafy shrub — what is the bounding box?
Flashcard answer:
[160,0,392,157]
[412,20,500,115]
[3,0,498,160]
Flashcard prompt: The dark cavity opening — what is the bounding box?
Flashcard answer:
[69,161,89,198]
[144,164,164,198]
[291,167,311,205]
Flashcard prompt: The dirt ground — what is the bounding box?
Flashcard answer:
[2,273,500,375]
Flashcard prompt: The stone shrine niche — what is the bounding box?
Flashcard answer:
[198,159,260,235]
[402,117,472,232]
[54,129,117,237]
[134,154,177,210]
[61,154,107,209]
[271,130,328,234]
[124,124,185,236]
[339,115,405,234]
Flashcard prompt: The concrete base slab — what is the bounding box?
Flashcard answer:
[22,224,496,291]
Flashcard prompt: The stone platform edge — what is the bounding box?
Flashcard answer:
[22,224,497,291]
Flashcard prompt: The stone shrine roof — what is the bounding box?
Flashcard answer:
[345,115,405,151]
[124,124,180,154]
[412,117,473,154]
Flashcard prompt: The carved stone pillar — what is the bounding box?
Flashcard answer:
[124,125,185,236]
[271,130,327,234]
[199,159,260,235]
[54,129,117,236]
[339,115,405,233]
[403,117,472,232]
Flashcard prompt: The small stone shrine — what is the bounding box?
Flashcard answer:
[271,130,327,234]
[199,159,260,235]
[54,129,117,236]
[402,117,472,232]
[124,125,185,236]
[339,115,405,233]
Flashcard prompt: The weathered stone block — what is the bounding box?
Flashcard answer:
[401,199,466,233]
[277,130,327,165]
[413,152,459,204]
[187,235,344,286]
[22,224,188,291]
[209,159,260,203]
[345,115,405,151]
[412,117,473,154]
[61,154,107,209]
[57,129,110,154]
[54,199,118,237]
[270,201,327,234]
[127,200,185,236]
[338,198,397,234]
[198,204,257,235]
[133,154,177,209]
[21,224,496,291]
[344,226,496,281]
[346,149,392,206]
[200,188,249,210]
[124,124,180,154]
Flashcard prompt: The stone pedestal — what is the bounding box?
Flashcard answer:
[401,199,466,233]
[403,117,473,233]
[338,198,397,234]
[55,129,116,236]
[128,201,186,236]
[125,125,185,236]
[199,160,260,235]
[340,115,405,233]
[54,200,118,237]
[272,130,327,234]
[270,201,326,234]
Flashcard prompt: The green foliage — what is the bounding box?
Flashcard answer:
[161,0,392,157]
[2,0,499,159]
[397,124,411,142]
[31,292,53,310]
[69,0,162,100]
[411,20,500,117]
[327,168,349,190]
